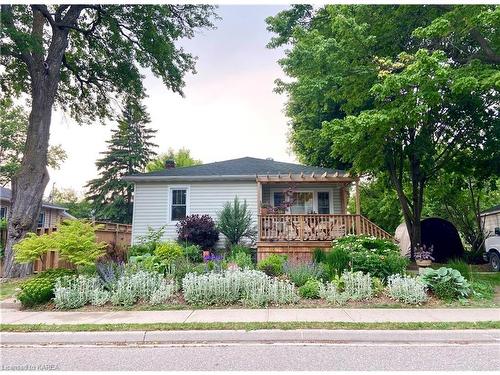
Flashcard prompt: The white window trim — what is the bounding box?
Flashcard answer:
[168,186,190,224]
[270,187,335,214]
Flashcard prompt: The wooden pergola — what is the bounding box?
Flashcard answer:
[255,172,360,216]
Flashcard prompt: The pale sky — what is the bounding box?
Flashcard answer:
[47,5,294,197]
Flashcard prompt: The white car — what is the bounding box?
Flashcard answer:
[484,228,500,272]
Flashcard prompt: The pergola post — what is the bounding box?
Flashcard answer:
[256,180,262,241]
[355,179,361,235]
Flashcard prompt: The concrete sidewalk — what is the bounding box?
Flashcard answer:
[1,307,499,325]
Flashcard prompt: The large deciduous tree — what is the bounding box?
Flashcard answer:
[1,5,216,277]
[268,5,499,257]
[146,147,202,172]
[0,98,66,186]
[86,101,157,224]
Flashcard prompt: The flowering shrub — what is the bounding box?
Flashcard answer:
[17,269,75,307]
[387,274,428,304]
[182,270,298,306]
[331,235,408,280]
[177,214,219,249]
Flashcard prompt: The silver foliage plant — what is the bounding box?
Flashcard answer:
[342,271,373,300]
[182,269,299,306]
[54,275,105,309]
[54,271,176,309]
[318,282,349,305]
[387,274,428,304]
[319,271,372,305]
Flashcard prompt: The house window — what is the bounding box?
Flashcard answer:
[290,192,314,214]
[170,189,187,221]
[318,192,330,214]
[273,192,285,208]
[37,212,45,228]
[0,206,6,220]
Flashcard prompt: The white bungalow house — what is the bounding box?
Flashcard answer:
[124,157,390,262]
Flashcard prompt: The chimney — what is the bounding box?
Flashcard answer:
[165,159,176,169]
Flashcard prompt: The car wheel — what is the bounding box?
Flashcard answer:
[490,251,500,272]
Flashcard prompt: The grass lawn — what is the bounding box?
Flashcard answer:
[472,272,500,285]
[1,320,499,332]
[0,278,26,301]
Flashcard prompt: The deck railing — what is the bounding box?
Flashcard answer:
[258,214,392,241]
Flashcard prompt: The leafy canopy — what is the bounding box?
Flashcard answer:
[1,5,218,124]
[146,147,202,172]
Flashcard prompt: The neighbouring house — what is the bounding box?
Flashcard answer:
[481,205,500,236]
[0,187,74,229]
[124,157,391,262]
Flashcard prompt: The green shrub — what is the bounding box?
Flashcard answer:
[371,277,384,296]
[422,267,471,300]
[298,279,321,299]
[331,235,407,280]
[284,262,325,287]
[17,268,74,307]
[14,220,106,267]
[231,244,252,256]
[52,220,106,266]
[135,225,166,253]
[182,243,203,263]
[446,259,471,281]
[312,248,327,264]
[226,251,253,270]
[216,197,256,245]
[128,244,152,257]
[325,247,350,278]
[257,254,287,276]
[154,242,184,265]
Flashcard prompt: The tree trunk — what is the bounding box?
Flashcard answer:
[3,80,55,277]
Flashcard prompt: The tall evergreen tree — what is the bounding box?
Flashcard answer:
[86,101,157,224]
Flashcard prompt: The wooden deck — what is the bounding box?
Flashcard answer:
[257,214,392,263]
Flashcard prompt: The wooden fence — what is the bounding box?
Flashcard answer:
[0,221,132,275]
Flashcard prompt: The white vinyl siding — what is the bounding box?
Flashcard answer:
[132,181,258,246]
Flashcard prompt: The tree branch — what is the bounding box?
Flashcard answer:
[470,28,500,64]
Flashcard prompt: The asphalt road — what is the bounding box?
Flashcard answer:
[1,330,499,371]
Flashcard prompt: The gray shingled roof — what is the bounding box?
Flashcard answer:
[124,157,347,182]
[482,204,500,215]
[0,187,68,211]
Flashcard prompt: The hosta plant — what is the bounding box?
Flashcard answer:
[421,267,471,300]
[387,274,428,305]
